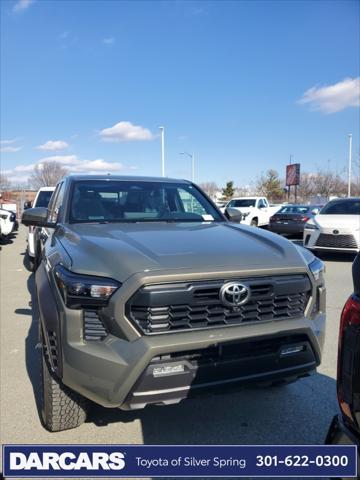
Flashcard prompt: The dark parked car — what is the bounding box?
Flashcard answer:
[269,204,321,236]
[326,253,360,473]
[22,175,326,432]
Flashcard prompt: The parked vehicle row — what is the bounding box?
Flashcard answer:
[22,175,326,432]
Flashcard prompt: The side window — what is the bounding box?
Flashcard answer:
[47,186,59,214]
[177,188,207,215]
[48,183,64,223]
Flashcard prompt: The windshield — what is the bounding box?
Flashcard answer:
[69,180,223,223]
[228,199,256,208]
[35,190,54,208]
[278,206,310,214]
[320,199,360,215]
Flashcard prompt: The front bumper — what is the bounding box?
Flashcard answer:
[60,310,326,409]
[304,228,360,254]
[39,265,326,410]
[124,333,318,409]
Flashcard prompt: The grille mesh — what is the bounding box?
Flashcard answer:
[127,276,311,334]
[315,233,358,249]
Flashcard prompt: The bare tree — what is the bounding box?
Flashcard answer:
[29,161,69,189]
[312,168,347,199]
[198,182,219,198]
[0,174,12,191]
[297,173,316,200]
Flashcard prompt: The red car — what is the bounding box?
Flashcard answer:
[326,253,360,476]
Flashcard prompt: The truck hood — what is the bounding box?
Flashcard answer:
[58,221,308,282]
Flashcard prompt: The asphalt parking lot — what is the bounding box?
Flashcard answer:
[0,227,356,474]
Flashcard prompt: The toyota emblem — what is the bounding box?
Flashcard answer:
[220,282,250,307]
[333,229,339,235]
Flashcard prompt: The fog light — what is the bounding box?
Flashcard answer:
[153,364,185,377]
[280,345,304,357]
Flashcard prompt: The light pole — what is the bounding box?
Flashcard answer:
[159,126,165,177]
[180,151,195,182]
[347,133,353,197]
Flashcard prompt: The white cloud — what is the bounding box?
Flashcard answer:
[103,37,115,45]
[3,155,130,183]
[0,138,23,152]
[100,121,154,142]
[298,77,360,114]
[36,140,69,151]
[13,0,34,13]
[0,146,23,153]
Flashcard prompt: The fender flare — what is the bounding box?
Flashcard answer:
[35,262,63,376]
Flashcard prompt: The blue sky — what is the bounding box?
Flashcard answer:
[0,0,359,187]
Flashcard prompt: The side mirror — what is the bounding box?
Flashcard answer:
[311,208,319,215]
[225,207,243,223]
[21,207,55,228]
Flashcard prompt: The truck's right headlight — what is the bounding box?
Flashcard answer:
[54,264,121,309]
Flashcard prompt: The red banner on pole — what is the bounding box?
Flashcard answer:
[286,163,300,186]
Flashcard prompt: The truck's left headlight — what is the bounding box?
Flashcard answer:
[309,257,325,282]
[54,264,121,309]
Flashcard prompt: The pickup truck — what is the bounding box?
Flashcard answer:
[222,197,282,227]
[22,175,326,432]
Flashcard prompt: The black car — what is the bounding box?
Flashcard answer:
[326,253,360,475]
[269,204,321,236]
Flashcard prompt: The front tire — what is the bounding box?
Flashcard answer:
[250,218,258,227]
[40,329,89,432]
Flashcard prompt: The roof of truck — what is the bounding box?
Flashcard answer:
[66,175,191,184]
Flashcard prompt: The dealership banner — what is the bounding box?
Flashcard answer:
[2,444,357,478]
[286,163,301,186]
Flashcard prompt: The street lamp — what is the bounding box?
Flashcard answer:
[348,133,353,198]
[159,126,165,177]
[180,151,195,182]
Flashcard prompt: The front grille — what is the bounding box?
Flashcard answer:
[126,275,311,335]
[316,233,358,249]
[83,310,107,341]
